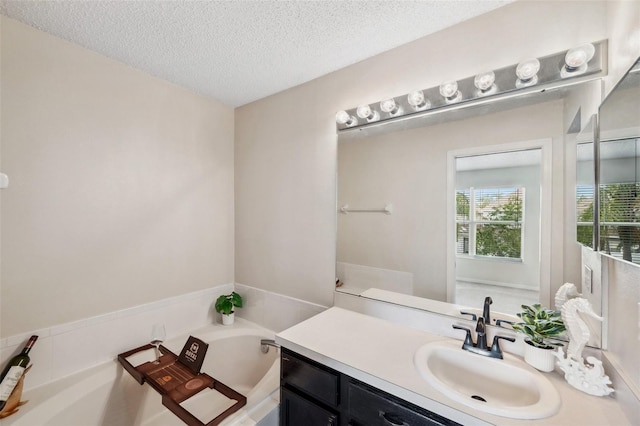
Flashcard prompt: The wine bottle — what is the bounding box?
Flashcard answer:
[0,335,38,411]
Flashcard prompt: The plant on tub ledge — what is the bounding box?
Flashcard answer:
[215,292,243,326]
[512,304,566,372]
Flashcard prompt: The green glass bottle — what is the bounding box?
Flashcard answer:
[0,335,38,411]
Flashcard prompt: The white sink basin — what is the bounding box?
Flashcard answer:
[414,340,560,420]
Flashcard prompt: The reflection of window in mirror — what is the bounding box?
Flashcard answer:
[453,148,542,315]
[599,137,640,263]
[456,187,525,259]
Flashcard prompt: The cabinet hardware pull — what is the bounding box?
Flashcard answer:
[282,356,290,361]
[380,410,409,426]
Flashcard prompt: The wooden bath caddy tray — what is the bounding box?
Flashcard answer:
[118,341,246,426]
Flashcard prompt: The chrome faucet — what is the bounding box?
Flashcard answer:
[260,339,280,354]
[453,296,514,359]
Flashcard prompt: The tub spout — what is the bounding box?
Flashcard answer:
[260,339,280,354]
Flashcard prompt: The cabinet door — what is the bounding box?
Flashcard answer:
[347,380,459,426]
[281,387,338,426]
[281,349,340,408]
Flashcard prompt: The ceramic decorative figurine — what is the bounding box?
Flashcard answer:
[554,282,581,310]
[553,284,614,397]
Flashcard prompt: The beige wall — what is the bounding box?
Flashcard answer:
[0,17,235,337]
[235,0,609,307]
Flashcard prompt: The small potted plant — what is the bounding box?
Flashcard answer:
[215,292,243,325]
[512,304,565,372]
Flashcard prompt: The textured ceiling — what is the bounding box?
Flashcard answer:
[0,0,511,107]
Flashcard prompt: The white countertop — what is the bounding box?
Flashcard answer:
[275,307,630,426]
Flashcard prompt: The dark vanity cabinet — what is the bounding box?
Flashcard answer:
[280,348,340,426]
[280,348,459,426]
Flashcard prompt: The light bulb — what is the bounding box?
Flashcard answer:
[562,43,595,77]
[516,58,540,87]
[356,104,379,121]
[356,104,372,119]
[380,98,399,115]
[335,110,356,126]
[565,43,595,70]
[407,90,430,110]
[439,81,461,103]
[474,71,495,92]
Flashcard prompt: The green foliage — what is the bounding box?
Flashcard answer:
[475,194,522,258]
[215,292,243,315]
[576,199,594,247]
[512,304,565,349]
[456,191,470,218]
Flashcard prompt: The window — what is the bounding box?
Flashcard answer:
[456,187,525,259]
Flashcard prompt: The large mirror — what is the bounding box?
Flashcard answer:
[337,87,577,322]
[598,58,640,264]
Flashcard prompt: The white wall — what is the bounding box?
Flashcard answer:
[235,0,610,307]
[0,17,235,337]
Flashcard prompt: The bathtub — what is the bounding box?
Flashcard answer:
[3,321,280,426]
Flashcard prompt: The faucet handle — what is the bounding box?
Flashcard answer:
[491,335,516,359]
[452,324,474,347]
[495,319,514,329]
[459,311,477,321]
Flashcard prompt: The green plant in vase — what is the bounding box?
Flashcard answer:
[512,304,566,349]
[215,292,243,325]
[512,304,565,372]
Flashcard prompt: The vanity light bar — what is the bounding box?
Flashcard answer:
[336,40,606,132]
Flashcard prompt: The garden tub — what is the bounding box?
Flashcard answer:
[4,321,280,426]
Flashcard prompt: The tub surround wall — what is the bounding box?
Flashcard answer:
[235,283,327,333]
[0,16,235,337]
[0,283,233,393]
[0,283,318,394]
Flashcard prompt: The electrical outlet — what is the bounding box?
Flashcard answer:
[583,265,593,294]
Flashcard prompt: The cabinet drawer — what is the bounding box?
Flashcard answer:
[348,380,459,426]
[281,349,340,407]
[281,387,338,426]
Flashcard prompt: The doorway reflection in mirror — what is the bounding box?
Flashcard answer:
[453,148,543,315]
